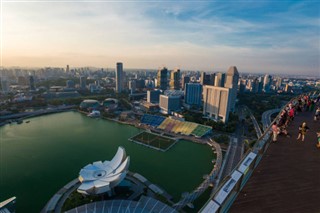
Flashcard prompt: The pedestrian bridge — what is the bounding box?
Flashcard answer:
[201,94,320,213]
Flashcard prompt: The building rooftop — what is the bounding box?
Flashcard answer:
[230,110,320,212]
[227,66,239,75]
[78,147,130,195]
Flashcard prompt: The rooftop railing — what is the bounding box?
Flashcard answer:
[200,92,318,213]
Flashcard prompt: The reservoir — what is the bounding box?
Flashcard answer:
[0,111,213,212]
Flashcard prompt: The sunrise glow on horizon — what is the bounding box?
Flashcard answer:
[1,1,319,75]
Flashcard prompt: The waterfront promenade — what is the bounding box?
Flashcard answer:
[0,105,76,126]
[230,110,320,212]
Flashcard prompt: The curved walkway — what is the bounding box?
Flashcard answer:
[230,110,320,212]
[173,139,223,210]
[65,196,178,213]
[261,108,281,130]
[0,105,76,126]
[42,172,173,213]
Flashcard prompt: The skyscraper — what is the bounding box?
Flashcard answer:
[185,83,202,107]
[200,72,211,85]
[285,83,292,93]
[251,78,263,93]
[66,65,69,73]
[170,68,180,90]
[209,73,216,86]
[128,79,136,94]
[239,79,247,93]
[157,67,168,90]
[181,75,190,90]
[214,72,226,87]
[263,74,272,92]
[80,76,87,90]
[275,77,283,90]
[203,85,231,123]
[116,62,123,93]
[224,66,239,112]
[29,75,35,91]
[0,77,9,93]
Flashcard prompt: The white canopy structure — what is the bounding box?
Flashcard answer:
[77,147,130,195]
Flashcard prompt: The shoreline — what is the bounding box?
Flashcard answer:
[0,105,77,127]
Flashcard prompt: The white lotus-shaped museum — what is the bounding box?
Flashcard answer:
[77,147,130,195]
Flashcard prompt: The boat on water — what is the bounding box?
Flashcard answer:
[87,110,101,118]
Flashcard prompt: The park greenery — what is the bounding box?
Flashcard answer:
[213,135,230,144]
[237,93,294,124]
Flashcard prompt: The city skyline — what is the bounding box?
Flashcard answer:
[1,1,319,76]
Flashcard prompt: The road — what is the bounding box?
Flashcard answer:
[261,108,280,130]
[242,105,262,138]
[219,107,281,181]
[215,106,246,186]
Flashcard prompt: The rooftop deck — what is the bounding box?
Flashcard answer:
[230,110,320,213]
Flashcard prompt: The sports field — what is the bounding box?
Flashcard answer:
[130,131,177,151]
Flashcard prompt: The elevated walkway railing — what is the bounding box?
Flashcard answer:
[200,92,318,213]
[173,139,223,210]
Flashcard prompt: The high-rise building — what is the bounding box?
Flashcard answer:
[185,83,202,107]
[275,77,283,90]
[157,67,168,90]
[239,79,247,93]
[181,75,190,90]
[134,79,145,89]
[285,83,292,93]
[203,85,231,123]
[116,62,123,93]
[170,68,180,90]
[29,75,35,90]
[17,76,27,86]
[147,90,161,103]
[66,80,75,88]
[0,78,9,93]
[251,78,263,93]
[209,73,216,86]
[159,94,181,114]
[257,77,263,93]
[80,76,87,90]
[263,74,272,92]
[128,80,136,94]
[66,65,70,73]
[224,66,239,112]
[214,72,226,87]
[200,72,211,85]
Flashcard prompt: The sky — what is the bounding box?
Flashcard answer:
[1,0,320,76]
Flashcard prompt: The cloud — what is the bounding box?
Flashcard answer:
[2,1,319,76]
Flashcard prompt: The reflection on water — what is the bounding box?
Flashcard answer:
[0,111,212,212]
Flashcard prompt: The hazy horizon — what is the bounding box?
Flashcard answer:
[2,1,320,76]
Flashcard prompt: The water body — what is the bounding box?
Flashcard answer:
[0,111,213,212]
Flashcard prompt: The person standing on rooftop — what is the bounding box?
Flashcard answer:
[272,122,280,143]
[297,122,310,142]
